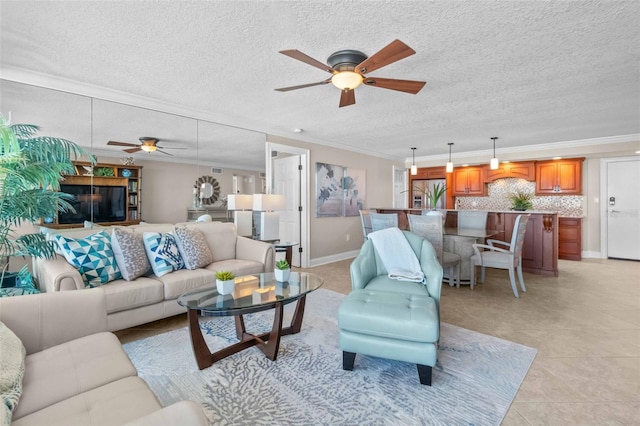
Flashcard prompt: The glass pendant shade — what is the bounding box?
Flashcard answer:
[446,142,454,173]
[410,147,417,175]
[331,71,363,90]
[489,137,499,170]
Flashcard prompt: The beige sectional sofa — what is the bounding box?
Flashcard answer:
[0,288,208,425]
[32,221,274,331]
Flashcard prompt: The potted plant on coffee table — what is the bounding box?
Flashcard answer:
[274,259,290,282]
[0,114,93,291]
[215,271,235,295]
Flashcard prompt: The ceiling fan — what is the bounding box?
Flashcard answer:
[107,137,186,156]
[275,39,426,107]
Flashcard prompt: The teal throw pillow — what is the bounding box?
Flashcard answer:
[54,230,122,287]
[142,232,185,277]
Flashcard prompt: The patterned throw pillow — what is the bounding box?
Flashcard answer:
[111,227,151,281]
[0,321,26,425]
[142,232,185,277]
[174,226,214,270]
[54,231,122,287]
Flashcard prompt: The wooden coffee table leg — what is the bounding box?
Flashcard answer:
[187,309,214,370]
[256,301,284,360]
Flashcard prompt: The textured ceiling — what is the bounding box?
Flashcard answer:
[1,0,639,170]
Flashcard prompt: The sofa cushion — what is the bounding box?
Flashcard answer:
[204,259,266,278]
[152,269,216,300]
[12,377,161,426]
[111,227,151,281]
[174,226,214,270]
[0,321,26,425]
[181,222,238,262]
[12,332,137,420]
[54,231,122,287]
[101,277,165,314]
[142,232,184,277]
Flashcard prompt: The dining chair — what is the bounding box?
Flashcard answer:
[470,214,531,298]
[458,210,488,230]
[408,214,461,288]
[358,209,376,242]
[369,212,399,232]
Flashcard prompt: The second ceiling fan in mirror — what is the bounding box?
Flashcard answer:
[107,137,186,156]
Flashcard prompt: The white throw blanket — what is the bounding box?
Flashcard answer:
[368,227,425,283]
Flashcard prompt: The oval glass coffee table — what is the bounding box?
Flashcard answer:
[178,272,323,370]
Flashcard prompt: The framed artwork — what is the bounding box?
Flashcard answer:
[316,162,343,217]
[343,167,366,217]
[315,162,366,217]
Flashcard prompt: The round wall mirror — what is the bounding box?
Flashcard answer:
[194,175,220,205]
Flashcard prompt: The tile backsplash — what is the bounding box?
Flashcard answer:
[456,178,584,217]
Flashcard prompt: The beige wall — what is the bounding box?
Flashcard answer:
[267,135,403,261]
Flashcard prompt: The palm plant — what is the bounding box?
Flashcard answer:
[0,114,93,286]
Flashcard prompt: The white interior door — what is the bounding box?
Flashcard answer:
[393,166,408,208]
[273,155,301,267]
[607,159,640,260]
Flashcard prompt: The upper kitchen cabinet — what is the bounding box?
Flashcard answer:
[452,166,486,196]
[410,166,447,180]
[485,161,536,182]
[535,158,584,195]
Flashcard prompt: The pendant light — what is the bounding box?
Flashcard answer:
[410,147,417,175]
[490,137,499,170]
[446,142,454,173]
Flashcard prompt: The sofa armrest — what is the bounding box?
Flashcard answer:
[0,288,107,354]
[33,254,84,291]
[419,239,444,313]
[349,241,377,290]
[124,401,209,426]
[235,236,275,271]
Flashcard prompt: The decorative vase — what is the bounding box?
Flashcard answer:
[426,209,446,224]
[274,268,290,282]
[216,279,235,295]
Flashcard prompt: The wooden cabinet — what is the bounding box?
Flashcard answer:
[411,166,446,180]
[535,158,583,195]
[558,217,582,260]
[46,162,143,227]
[452,167,486,196]
[485,161,536,182]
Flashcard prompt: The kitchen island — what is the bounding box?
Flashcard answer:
[374,208,559,277]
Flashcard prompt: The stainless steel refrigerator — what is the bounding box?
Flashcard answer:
[412,179,447,210]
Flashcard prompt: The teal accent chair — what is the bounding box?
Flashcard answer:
[339,230,443,385]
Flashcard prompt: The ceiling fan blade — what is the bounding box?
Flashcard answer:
[156,149,173,156]
[123,147,142,153]
[356,39,416,74]
[279,49,334,74]
[275,80,332,92]
[339,89,356,108]
[363,77,426,94]
[156,145,187,150]
[108,140,139,147]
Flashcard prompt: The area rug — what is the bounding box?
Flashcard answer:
[123,289,537,425]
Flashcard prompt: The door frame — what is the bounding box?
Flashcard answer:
[266,142,310,268]
[599,156,639,259]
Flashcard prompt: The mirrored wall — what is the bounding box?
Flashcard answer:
[0,80,267,224]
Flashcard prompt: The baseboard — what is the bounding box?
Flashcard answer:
[309,250,360,267]
[582,250,603,259]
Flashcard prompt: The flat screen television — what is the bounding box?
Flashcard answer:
[58,184,127,224]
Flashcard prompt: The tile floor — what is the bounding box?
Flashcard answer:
[116,258,640,425]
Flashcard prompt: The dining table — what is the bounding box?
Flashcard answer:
[443,228,502,284]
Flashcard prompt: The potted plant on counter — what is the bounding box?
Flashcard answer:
[274,259,290,282]
[215,270,235,295]
[510,191,534,211]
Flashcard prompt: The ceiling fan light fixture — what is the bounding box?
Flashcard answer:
[490,137,499,170]
[141,144,157,153]
[446,142,454,173]
[331,71,363,91]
